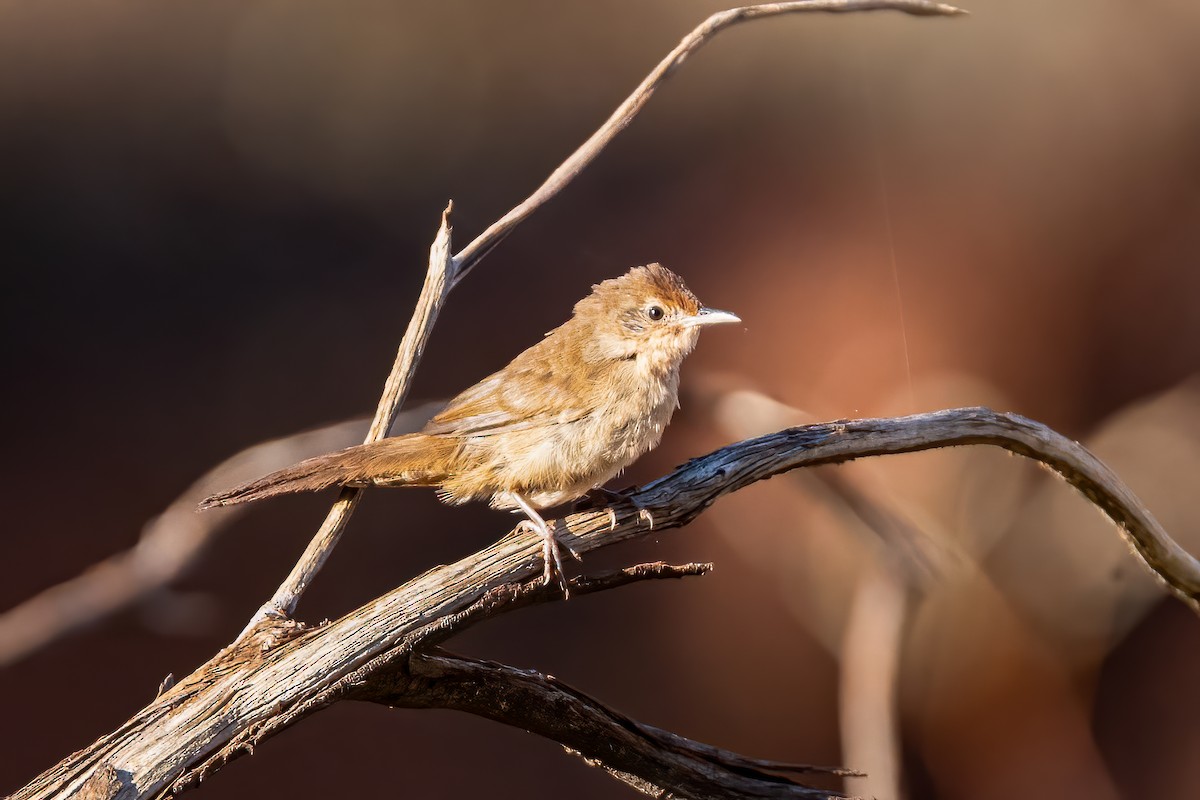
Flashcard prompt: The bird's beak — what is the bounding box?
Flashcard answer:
[682,307,741,328]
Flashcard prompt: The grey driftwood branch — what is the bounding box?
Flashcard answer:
[15,408,1198,800]
[258,0,968,624]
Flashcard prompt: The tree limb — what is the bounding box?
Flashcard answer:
[13,407,1196,800]
[367,651,858,800]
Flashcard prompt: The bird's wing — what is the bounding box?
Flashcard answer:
[422,350,595,438]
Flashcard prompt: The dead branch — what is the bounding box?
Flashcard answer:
[13,407,1197,800]
[367,651,858,800]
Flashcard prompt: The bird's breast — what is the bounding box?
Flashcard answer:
[476,359,681,509]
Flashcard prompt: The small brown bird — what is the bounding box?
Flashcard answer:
[200,264,740,591]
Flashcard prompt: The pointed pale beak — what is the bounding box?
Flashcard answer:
[682,307,741,327]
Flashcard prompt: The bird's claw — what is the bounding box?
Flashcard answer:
[517,519,572,598]
[542,534,571,599]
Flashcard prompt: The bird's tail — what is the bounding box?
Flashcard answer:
[198,434,457,509]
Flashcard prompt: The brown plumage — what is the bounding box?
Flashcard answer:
[199,264,740,592]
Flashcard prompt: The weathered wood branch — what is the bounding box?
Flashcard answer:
[368,652,858,800]
[14,407,1196,800]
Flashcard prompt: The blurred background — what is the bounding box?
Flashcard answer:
[3,0,1199,798]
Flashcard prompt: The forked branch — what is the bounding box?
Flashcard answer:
[14,407,1196,800]
[258,0,966,624]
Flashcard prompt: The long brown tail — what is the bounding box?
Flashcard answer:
[198,434,457,509]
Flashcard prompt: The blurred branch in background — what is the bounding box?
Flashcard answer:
[702,382,951,800]
[0,404,441,669]
[697,377,1200,798]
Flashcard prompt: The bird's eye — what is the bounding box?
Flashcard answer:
[646,305,664,321]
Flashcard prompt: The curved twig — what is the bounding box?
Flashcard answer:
[450,0,967,284]
[629,407,1200,611]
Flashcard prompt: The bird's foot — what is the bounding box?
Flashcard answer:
[515,518,571,599]
[574,486,643,532]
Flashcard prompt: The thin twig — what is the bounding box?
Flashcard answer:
[254,206,453,625]
[450,0,967,285]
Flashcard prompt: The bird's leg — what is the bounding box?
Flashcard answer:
[507,493,572,597]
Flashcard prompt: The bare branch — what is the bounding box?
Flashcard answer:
[629,407,1199,612]
[364,652,857,800]
[15,407,1194,800]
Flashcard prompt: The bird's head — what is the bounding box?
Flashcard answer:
[572,263,740,368]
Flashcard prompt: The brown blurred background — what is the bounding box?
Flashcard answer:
[3,0,1199,798]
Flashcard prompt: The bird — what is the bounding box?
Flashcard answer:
[199,263,740,593]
